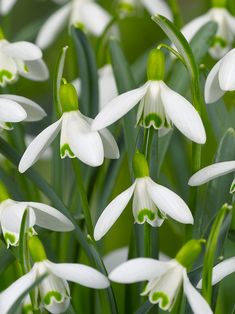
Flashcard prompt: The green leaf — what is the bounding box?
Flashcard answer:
[19,208,30,274]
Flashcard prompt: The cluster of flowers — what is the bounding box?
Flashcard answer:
[0,0,234,313]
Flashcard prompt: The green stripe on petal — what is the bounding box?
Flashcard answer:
[43,291,63,305]
[4,232,17,247]
[137,208,156,224]
[60,144,75,159]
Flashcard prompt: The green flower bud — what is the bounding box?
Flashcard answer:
[176,239,206,269]
[29,236,47,262]
[59,82,78,113]
[133,151,149,178]
[211,0,226,7]
[147,49,165,81]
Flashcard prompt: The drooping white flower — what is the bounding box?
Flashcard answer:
[188,160,235,187]
[0,199,74,247]
[118,0,172,19]
[36,0,111,50]
[204,49,235,103]
[94,151,193,241]
[0,0,17,15]
[18,83,119,172]
[180,8,235,60]
[73,64,118,110]
[0,94,46,130]
[109,240,212,314]
[92,49,206,144]
[0,36,48,86]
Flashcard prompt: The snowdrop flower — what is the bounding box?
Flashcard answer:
[92,49,206,144]
[0,198,74,247]
[110,239,212,314]
[188,160,235,194]
[73,64,118,110]
[204,49,235,103]
[36,0,111,50]
[0,0,17,15]
[180,0,235,59]
[0,237,109,314]
[118,0,172,19]
[0,94,46,130]
[19,82,119,172]
[0,32,48,86]
[94,151,193,241]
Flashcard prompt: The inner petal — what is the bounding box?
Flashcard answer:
[60,113,75,159]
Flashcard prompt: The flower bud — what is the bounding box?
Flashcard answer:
[59,82,78,113]
[29,236,47,262]
[176,239,206,269]
[133,151,149,178]
[147,49,165,81]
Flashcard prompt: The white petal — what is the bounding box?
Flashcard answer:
[181,13,210,43]
[204,59,224,103]
[22,202,74,232]
[36,4,71,49]
[183,270,213,314]
[45,261,109,289]
[20,59,49,81]
[0,269,36,314]
[141,0,172,20]
[92,83,149,131]
[103,247,129,273]
[0,94,46,121]
[188,161,235,186]
[2,42,42,61]
[211,257,235,286]
[0,98,27,122]
[161,82,206,144]
[66,111,104,167]
[98,128,120,159]
[218,48,235,91]
[0,0,17,15]
[109,258,171,283]
[147,178,193,224]
[18,119,62,173]
[94,182,136,241]
[98,65,118,110]
[225,11,235,32]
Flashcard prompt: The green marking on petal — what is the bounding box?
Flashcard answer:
[144,113,163,129]
[0,70,13,85]
[118,3,134,13]
[150,291,169,308]
[74,22,85,31]
[211,36,227,48]
[43,291,63,305]
[24,64,29,73]
[22,304,33,314]
[137,209,156,223]
[2,122,13,130]
[4,232,17,247]
[60,144,75,159]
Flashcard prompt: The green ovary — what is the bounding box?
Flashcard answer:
[0,70,13,84]
[60,144,75,158]
[44,291,63,305]
[137,209,155,223]
[151,291,169,308]
[22,304,33,314]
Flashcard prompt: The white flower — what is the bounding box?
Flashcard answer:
[118,0,172,19]
[109,258,212,314]
[36,0,111,50]
[204,48,235,103]
[92,80,206,144]
[73,64,118,110]
[188,160,235,186]
[94,176,193,241]
[0,199,74,247]
[0,0,17,15]
[0,94,46,130]
[180,8,235,59]
[0,259,109,314]
[0,38,48,86]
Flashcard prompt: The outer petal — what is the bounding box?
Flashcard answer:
[94,182,136,241]
[103,247,129,273]
[20,59,49,81]
[98,65,117,110]
[36,4,71,49]
[66,112,104,167]
[45,261,109,289]
[188,161,235,186]
[22,202,74,232]
[0,95,46,121]
[141,0,172,20]
[211,257,235,286]
[92,83,149,131]
[183,270,213,314]
[204,59,224,103]
[109,258,171,283]
[2,42,42,61]
[181,13,210,43]
[0,269,36,314]
[0,98,27,122]
[0,0,17,15]
[218,48,235,91]
[147,178,193,224]
[161,82,206,144]
[18,119,62,173]
[98,128,120,159]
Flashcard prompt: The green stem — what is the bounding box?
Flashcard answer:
[167,0,183,28]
